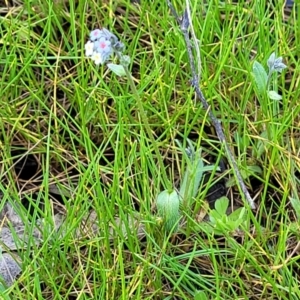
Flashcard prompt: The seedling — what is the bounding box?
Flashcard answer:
[201,197,247,236]
[252,52,287,101]
[156,139,218,233]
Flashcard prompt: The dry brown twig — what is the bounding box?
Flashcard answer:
[167,0,256,209]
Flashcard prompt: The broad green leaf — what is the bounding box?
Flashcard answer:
[247,165,262,174]
[215,216,229,232]
[252,61,268,95]
[107,63,126,76]
[156,190,180,232]
[214,197,229,216]
[228,207,245,222]
[268,90,282,101]
[226,220,238,231]
[209,211,228,229]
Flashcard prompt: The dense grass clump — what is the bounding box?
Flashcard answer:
[0,0,299,299]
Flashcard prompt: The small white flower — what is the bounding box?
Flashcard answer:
[85,41,94,57]
[91,52,103,65]
[86,28,126,65]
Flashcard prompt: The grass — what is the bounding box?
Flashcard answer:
[0,0,299,299]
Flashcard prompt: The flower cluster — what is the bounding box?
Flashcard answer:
[85,28,124,65]
[267,52,287,74]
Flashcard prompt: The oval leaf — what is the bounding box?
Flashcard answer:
[268,90,282,101]
[156,190,180,232]
[107,63,126,76]
[252,61,267,95]
[214,197,229,216]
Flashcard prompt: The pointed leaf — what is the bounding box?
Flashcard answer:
[252,61,268,95]
[229,207,246,222]
[247,165,263,174]
[107,63,126,76]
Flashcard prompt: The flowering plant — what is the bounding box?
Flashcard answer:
[252,52,287,101]
[85,27,186,232]
[85,28,129,76]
